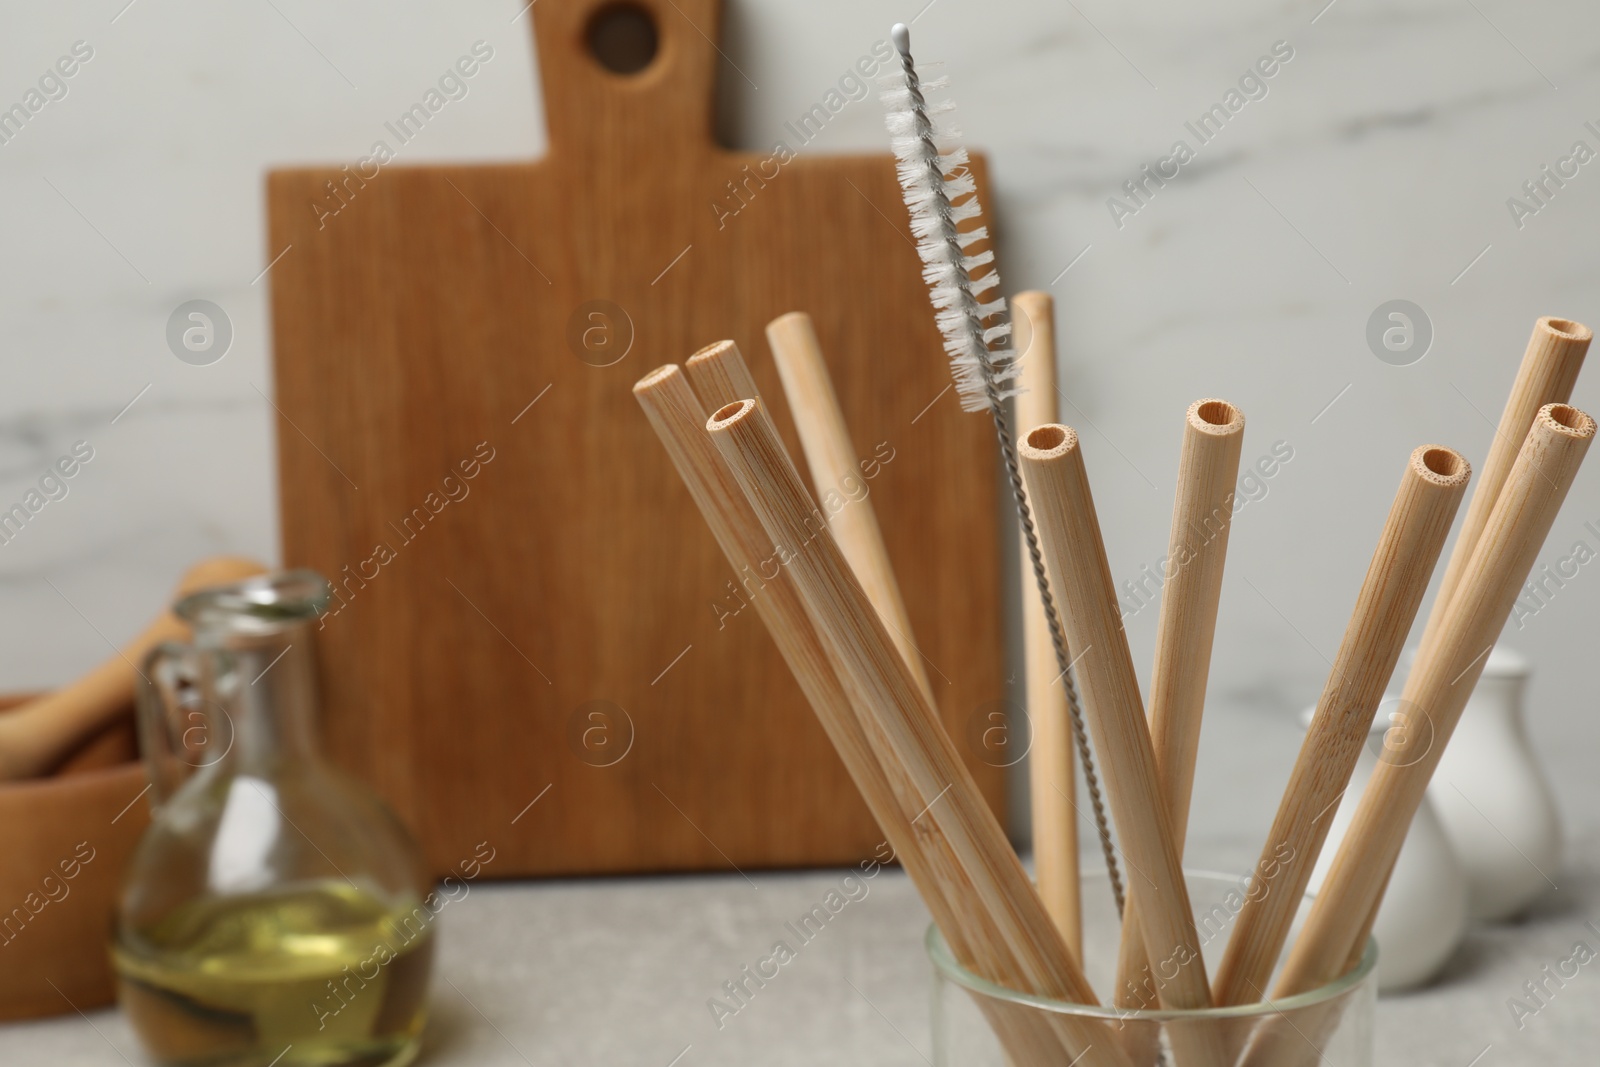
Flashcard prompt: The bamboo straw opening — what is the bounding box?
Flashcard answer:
[770,310,808,329]
[688,339,739,366]
[1021,424,1077,457]
[1540,317,1591,341]
[708,398,756,429]
[1188,398,1244,435]
[633,364,679,392]
[1541,403,1596,437]
[1411,445,1470,486]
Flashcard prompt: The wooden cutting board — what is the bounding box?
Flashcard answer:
[266,0,1004,877]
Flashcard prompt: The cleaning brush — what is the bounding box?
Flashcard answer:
[880,22,1125,913]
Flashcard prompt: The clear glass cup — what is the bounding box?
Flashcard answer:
[113,570,434,1067]
[928,870,1377,1067]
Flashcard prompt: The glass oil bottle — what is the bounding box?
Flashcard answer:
[113,571,434,1067]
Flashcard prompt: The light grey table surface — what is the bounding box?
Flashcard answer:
[5,864,1595,1067]
[4,705,1596,1066]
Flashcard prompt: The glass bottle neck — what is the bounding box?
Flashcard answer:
[207,628,321,774]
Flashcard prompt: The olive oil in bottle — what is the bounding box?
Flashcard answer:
[117,572,436,1067]
[114,881,434,1067]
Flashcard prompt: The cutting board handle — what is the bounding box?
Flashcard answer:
[533,0,722,158]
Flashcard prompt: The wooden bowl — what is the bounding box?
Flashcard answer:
[0,696,149,1021]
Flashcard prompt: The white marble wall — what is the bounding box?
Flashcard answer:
[4,0,1599,845]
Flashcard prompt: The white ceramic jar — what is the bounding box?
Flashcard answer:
[1300,702,1470,993]
[1424,646,1563,922]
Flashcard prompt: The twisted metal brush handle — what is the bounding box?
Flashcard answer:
[983,379,1126,916]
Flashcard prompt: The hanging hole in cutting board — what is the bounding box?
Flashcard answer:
[587,3,659,75]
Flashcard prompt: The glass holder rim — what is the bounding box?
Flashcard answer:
[924,867,1379,1022]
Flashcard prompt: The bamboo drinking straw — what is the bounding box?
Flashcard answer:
[683,339,766,430]
[1242,431,1555,1067]
[687,337,912,644]
[1210,444,1470,1008]
[706,398,1096,997]
[758,315,936,702]
[635,365,934,912]
[678,387,1128,1065]
[1010,290,1081,955]
[1276,404,1594,997]
[1112,399,1245,1012]
[636,365,1099,1067]
[1317,318,1593,1011]
[688,334,941,716]
[706,396,1133,1066]
[1272,317,1595,1030]
[636,363,889,789]
[1020,424,1230,1067]
[1415,317,1590,654]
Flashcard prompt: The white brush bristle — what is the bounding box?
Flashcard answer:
[880,44,1017,413]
